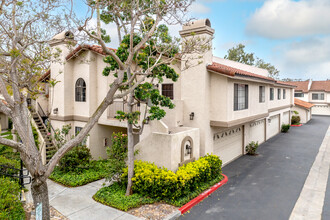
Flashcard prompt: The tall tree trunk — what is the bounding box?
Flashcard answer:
[125,67,134,196]
[31,177,50,220]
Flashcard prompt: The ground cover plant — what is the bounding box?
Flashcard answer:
[94,154,223,211]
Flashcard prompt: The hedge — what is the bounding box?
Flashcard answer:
[121,154,222,200]
[0,177,25,220]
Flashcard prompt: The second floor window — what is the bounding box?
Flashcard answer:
[312,93,324,100]
[234,84,248,111]
[75,78,86,102]
[270,88,274,100]
[259,86,265,103]
[162,84,174,100]
[283,89,286,99]
[278,89,281,100]
[294,93,304,97]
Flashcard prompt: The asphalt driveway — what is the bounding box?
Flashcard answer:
[180,116,330,220]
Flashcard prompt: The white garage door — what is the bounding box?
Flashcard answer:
[268,114,280,139]
[214,127,243,165]
[249,119,265,144]
[283,111,290,125]
[307,110,311,121]
[312,105,330,116]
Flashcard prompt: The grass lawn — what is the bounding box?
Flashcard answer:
[49,160,110,187]
[93,174,224,211]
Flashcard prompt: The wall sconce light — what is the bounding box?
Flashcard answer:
[53,108,58,114]
[268,118,271,123]
[27,98,31,106]
[144,117,150,125]
[189,112,195,120]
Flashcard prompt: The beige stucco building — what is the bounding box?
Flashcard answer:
[291,80,330,116]
[292,98,313,124]
[38,19,296,170]
[0,95,9,131]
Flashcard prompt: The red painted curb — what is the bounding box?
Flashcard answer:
[179,174,228,214]
[291,124,302,127]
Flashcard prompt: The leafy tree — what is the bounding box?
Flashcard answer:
[76,0,211,196]
[224,43,255,65]
[224,44,280,79]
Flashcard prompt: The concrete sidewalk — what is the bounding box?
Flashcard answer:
[27,179,141,220]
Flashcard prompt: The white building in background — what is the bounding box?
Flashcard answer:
[291,80,330,116]
[38,19,295,170]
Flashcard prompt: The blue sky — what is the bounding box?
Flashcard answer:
[75,0,330,81]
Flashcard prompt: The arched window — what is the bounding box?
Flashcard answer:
[75,78,86,102]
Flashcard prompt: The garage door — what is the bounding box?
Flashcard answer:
[267,114,280,139]
[283,111,290,125]
[214,127,243,165]
[312,105,330,116]
[307,110,311,121]
[249,119,265,144]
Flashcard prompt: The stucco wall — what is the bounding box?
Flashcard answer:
[0,113,8,130]
[135,127,200,171]
[292,106,311,123]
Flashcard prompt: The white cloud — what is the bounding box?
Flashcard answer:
[273,37,330,80]
[189,2,211,14]
[246,0,330,39]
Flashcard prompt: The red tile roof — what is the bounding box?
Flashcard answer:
[310,80,330,92]
[288,81,309,92]
[207,62,276,82]
[294,98,314,109]
[38,70,50,82]
[207,62,296,87]
[65,45,116,60]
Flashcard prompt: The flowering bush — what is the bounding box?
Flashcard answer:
[121,154,222,200]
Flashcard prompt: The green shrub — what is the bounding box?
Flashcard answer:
[50,160,109,187]
[281,124,290,133]
[0,177,25,220]
[291,115,301,125]
[121,154,222,200]
[58,145,92,172]
[106,132,128,182]
[0,155,20,179]
[245,141,259,155]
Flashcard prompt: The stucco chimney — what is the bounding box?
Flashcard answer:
[179,19,214,37]
[49,31,76,47]
[308,78,312,90]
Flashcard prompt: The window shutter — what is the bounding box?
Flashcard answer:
[245,85,249,109]
[234,84,238,111]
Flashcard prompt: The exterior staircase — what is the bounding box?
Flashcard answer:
[29,101,57,163]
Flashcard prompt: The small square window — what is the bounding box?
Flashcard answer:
[162,84,174,100]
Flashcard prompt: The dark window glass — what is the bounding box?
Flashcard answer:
[270,88,274,100]
[75,78,86,102]
[259,86,265,103]
[278,89,281,100]
[283,89,286,99]
[312,93,325,100]
[162,84,174,100]
[234,84,248,111]
[75,126,83,135]
[294,93,304,97]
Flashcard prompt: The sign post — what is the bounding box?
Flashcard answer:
[36,203,42,220]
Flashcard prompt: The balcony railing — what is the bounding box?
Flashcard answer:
[108,101,140,119]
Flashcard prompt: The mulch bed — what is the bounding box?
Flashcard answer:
[128,203,178,220]
[24,203,68,220]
